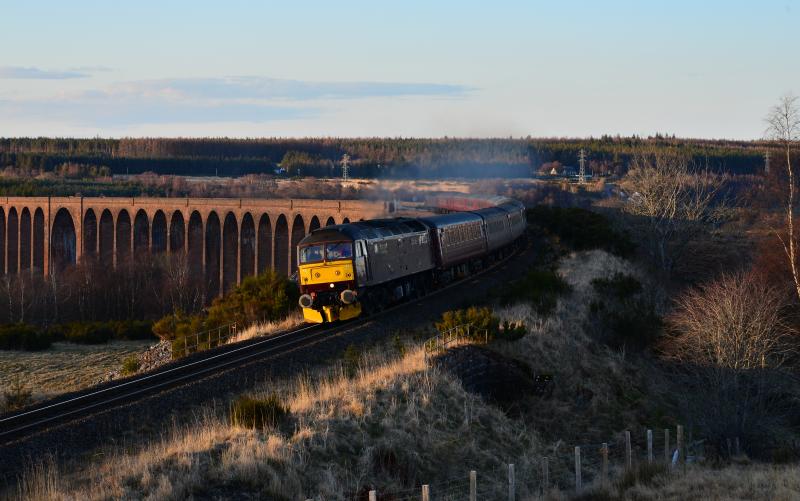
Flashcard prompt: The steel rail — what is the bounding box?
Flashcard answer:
[0,323,326,442]
[0,241,523,445]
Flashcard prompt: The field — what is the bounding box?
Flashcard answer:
[0,341,153,405]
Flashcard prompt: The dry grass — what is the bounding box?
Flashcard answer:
[13,345,544,500]
[0,341,152,407]
[490,250,667,484]
[226,311,304,344]
[12,250,792,500]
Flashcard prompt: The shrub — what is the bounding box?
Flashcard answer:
[392,333,406,357]
[527,205,635,257]
[498,269,570,315]
[44,323,67,342]
[592,273,643,300]
[121,355,141,376]
[0,324,51,351]
[436,306,499,340]
[590,297,661,350]
[206,270,300,329]
[65,323,114,344]
[230,394,288,429]
[497,320,527,341]
[113,321,155,340]
[154,311,205,344]
[343,344,362,378]
[3,374,32,411]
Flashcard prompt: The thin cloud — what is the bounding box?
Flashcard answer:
[92,76,474,102]
[0,98,316,127]
[0,75,473,130]
[0,66,90,79]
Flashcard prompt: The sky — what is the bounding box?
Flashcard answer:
[0,0,797,139]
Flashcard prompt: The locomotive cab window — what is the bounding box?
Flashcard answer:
[299,244,324,264]
[326,242,353,261]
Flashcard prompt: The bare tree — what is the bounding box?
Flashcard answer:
[766,94,800,302]
[663,271,797,446]
[621,150,726,271]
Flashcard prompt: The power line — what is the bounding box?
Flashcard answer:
[578,149,587,184]
[341,153,350,181]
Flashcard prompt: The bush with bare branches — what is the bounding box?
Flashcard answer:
[663,271,799,451]
[621,150,729,272]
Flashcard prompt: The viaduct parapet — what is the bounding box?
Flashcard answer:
[0,197,389,295]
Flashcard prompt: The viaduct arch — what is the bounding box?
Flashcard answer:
[0,197,387,296]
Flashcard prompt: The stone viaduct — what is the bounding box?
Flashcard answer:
[0,197,389,295]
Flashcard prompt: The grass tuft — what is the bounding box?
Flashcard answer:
[230,394,289,430]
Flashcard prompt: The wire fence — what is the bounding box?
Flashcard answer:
[171,322,238,359]
[424,324,489,360]
[331,424,741,500]
[347,327,741,500]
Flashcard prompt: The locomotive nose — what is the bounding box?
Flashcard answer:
[298,294,314,308]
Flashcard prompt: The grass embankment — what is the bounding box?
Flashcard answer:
[13,247,800,499]
[13,249,659,500]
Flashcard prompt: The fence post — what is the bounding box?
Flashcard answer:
[601,443,609,488]
[421,484,430,501]
[664,428,670,465]
[542,457,549,495]
[470,470,477,501]
[625,430,632,470]
[726,438,732,459]
[368,490,376,501]
[508,463,515,501]
[647,429,653,463]
[574,446,582,491]
[735,437,741,456]
[677,425,684,466]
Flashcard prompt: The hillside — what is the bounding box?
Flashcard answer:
[16,248,797,500]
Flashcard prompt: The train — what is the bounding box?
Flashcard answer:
[296,197,527,323]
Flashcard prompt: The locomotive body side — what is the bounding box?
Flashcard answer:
[297,218,435,323]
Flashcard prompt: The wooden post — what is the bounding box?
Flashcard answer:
[508,463,515,501]
[727,438,732,458]
[601,443,609,488]
[647,429,653,463]
[677,425,684,466]
[735,437,741,456]
[542,457,549,495]
[421,484,429,501]
[664,429,670,465]
[470,470,477,501]
[369,491,376,501]
[574,447,582,491]
[625,430,632,470]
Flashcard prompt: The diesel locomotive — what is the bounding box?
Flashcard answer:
[296,198,526,323]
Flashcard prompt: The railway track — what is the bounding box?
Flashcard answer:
[0,322,338,444]
[0,242,525,450]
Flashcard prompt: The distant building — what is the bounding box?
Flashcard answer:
[550,165,577,177]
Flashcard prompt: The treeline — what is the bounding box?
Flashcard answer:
[0,136,770,179]
[528,135,766,177]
